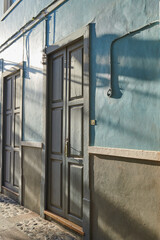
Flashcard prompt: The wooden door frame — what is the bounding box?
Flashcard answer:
[0,62,24,204]
[41,25,90,239]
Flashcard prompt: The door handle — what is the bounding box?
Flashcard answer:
[65,139,69,157]
[73,158,83,164]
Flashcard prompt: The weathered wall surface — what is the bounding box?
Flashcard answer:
[22,147,42,214]
[0,1,160,239]
[22,22,44,141]
[90,154,160,240]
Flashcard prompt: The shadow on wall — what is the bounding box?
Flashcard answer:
[1,21,160,145]
[90,22,160,146]
[90,22,160,98]
[45,0,69,46]
[2,60,44,76]
[1,59,44,142]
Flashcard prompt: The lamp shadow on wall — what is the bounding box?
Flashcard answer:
[90,22,160,146]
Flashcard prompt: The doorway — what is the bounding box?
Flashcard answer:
[2,70,22,199]
[47,38,89,227]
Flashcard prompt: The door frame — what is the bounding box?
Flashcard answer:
[0,62,23,204]
[41,25,90,239]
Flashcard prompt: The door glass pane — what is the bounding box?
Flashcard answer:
[14,113,20,147]
[69,47,83,100]
[6,78,12,110]
[15,74,21,109]
[52,56,63,102]
[69,105,83,157]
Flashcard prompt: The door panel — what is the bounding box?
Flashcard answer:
[14,113,20,147]
[4,151,11,183]
[68,164,83,219]
[50,159,63,209]
[13,151,20,187]
[5,114,12,146]
[52,56,63,102]
[69,105,83,157]
[3,72,21,194]
[51,108,63,154]
[6,78,12,110]
[66,42,84,225]
[15,74,21,109]
[69,47,83,100]
[47,49,65,217]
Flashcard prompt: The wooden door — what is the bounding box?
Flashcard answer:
[65,41,84,226]
[47,49,66,217]
[47,40,85,226]
[3,72,21,194]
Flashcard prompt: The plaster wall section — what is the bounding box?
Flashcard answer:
[22,21,44,141]
[0,0,159,147]
[46,0,160,150]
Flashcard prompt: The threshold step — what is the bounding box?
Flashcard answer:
[44,210,84,236]
[2,186,19,202]
[2,186,19,196]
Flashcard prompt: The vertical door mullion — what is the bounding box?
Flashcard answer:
[19,69,23,203]
[64,46,70,217]
[11,75,14,187]
[65,41,84,226]
[47,50,66,216]
[47,55,53,210]
[63,49,67,216]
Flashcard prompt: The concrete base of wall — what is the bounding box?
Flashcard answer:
[90,154,160,240]
[22,146,42,214]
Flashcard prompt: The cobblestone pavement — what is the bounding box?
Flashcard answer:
[0,194,81,240]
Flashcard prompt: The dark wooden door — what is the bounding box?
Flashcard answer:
[3,72,21,193]
[47,40,84,226]
[47,49,66,217]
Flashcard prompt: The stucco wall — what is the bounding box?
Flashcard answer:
[0,0,57,44]
[90,154,160,240]
[0,1,159,239]
[22,22,44,141]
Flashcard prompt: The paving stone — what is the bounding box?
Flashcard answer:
[0,194,81,240]
[0,194,32,218]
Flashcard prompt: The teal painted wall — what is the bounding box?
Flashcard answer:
[0,0,160,149]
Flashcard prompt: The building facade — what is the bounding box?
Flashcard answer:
[0,0,160,239]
